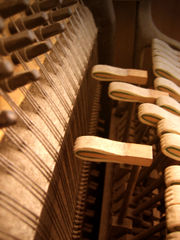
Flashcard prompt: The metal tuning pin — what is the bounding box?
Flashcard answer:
[0,17,4,33]
[61,0,78,8]
[0,111,17,128]
[34,23,65,41]
[11,41,53,64]
[0,30,36,56]
[0,0,29,18]
[26,0,63,15]
[48,8,72,23]
[0,70,41,92]
[8,12,49,34]
[0,59,14,80]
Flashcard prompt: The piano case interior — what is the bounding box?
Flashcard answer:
[0,0,180,240]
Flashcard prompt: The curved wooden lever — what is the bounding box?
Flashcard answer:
[166,232,180,240]
[74,136,152,166]
[160,133,180,161]
[138,103,180,127]
[154,77,180,102]
[166,204,180,232]
[153,49,180,68]
[152,38,180,85]
[157,118,180,136]
[156,95,180,116]
[91,64,147,85]
[165,185,180,208]
[153,55,180,86]
[165,165,180,187]
[152,38,180,62]
[108,82,168,103]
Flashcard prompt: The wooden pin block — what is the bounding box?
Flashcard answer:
[157,118,180,136]
[156,95,180,116]
[166,232,180,240]
[165,165,180,187]
[138,103,180,127]
[74,136,153,167]
[166,204,180,231]
[165,185,180,208]
[108,82,168,103]
[160,133,180,161]
[154,77,180,102]
[91,65,147,85]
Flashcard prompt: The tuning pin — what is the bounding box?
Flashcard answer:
[26,0,63,15]
[61,0,78,7]
[0,70,41,92]
[8,12,49,34]
[0,17,4,33]
[0,30,36,56]
[11,41,53,64]
[48,8,72,23]
[0,59,14,80]
[0,0,29,18]
[0,111,17,128]
[34,23,65,41]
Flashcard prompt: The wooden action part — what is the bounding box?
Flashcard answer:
[108,82,168,103]
[156,95,180,116]
[74,136,153,166]
[158,118,180,136]
[166,232,180,240]
[160,133,180,161]
[166,204,180,231]
[91,64,147,85]
[152,38,180,63]
[153,55,180,86]
[154,77,180,102]
[138,103,180,127]
[152,39,180,86]
[165,185,180,208]
[165,165,180,187]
